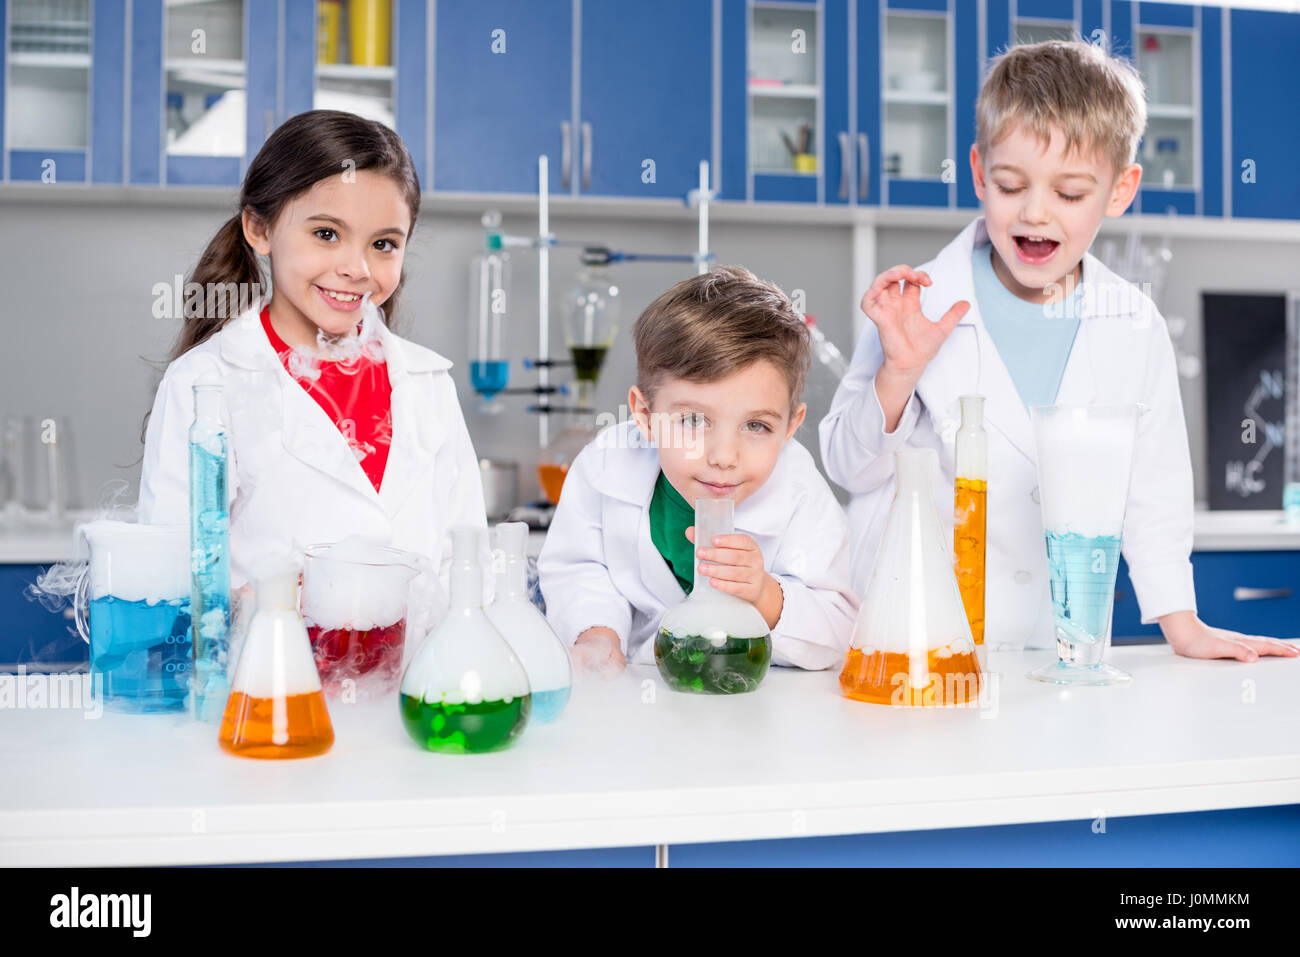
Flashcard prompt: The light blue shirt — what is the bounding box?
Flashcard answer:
[970,242,1082,411]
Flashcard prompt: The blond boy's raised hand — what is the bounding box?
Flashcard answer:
[862,264,970,378]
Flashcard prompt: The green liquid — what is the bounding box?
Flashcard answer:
[570,344,609,383]
[399,693,531,754]
[654,629,771,695]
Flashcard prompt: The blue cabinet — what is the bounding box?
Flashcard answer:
[1229,7,1300,220]
[0,565,85,670]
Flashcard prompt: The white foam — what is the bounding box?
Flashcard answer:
[228,610,324,699]
[80,521,189,602]
[658,590,770,641]
[400,609,530,704]
[1034,410,1138,536]
[300,538,417,630]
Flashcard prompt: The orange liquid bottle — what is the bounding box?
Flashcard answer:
[839,643,982,706]
[218,563,333,759]
[953,395,988,648]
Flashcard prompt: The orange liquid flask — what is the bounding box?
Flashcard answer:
[839,448,982,707]
[953,395,988,649]
[219,561,334,759]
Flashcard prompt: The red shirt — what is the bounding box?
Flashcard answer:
[261,306,393,493]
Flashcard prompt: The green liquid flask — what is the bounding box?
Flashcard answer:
[399,526,531,753]
[654,497,771,694]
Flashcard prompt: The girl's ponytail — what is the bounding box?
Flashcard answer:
[170,213,266,361]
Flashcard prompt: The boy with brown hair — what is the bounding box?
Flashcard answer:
[538,265,859,676]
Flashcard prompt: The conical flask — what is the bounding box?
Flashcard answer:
[399,526,532,753]
[655,498,772,694]
[218,561,334,758]
[485,522,572,722]
[839,448,982,706]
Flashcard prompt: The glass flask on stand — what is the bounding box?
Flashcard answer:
[300,539,420,700]
[468,210,511,414]
[399,526,532,753]
[953,394,988,662]
[564,253,620,411]
[219,561,334,759]
[189,380,232,722]
[485,522,572,722]
[537,408,598,506]
[1028,404,1141,686]
[655,498,771,694]
[839,448,982,707]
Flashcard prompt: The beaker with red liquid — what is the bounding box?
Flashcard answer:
[300,539,420,700]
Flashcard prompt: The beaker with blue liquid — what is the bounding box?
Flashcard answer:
[1028,405,1141,686]
[75,521,193,712]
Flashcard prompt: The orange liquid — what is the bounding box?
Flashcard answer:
[218,690,334,759]
[538,463,569,505]
[839,645,983,706]
[953,477,987,645]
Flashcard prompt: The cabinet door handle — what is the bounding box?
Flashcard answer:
[265,109,275,138]
[560,121,572,189]
[858,132,870,200]
[837,132,850,200]
[581,121,592,190]
[1233,586,1293,601]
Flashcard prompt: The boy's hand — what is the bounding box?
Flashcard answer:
[1158,610,1299,661]
[862,264,969,379]
[572,626,626,678]
[686,526,784,630]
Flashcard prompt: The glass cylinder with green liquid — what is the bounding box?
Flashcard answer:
[654,497,772,694]
[399,526,531,754]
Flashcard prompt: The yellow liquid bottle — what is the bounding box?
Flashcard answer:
[953,395,988,649]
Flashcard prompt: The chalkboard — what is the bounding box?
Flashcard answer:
[1203,293,1287,510]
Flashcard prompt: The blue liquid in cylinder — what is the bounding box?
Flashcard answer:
[1044,531,1122,645]
[189,439,231,719]
[529,686,571,723]
[471,360,509,400]
[89,596,192,712]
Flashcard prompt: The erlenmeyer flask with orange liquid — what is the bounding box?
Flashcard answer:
[219,561,334,758]
[839,448,982,707]
[953,395,988,661]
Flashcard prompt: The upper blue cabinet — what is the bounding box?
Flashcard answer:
[1228,6,1300,220]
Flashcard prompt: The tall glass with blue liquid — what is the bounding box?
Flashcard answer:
[1028,405,1141,686]
[189,382,231,720]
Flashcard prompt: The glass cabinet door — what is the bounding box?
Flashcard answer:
[164,0,246,184]
[882,9,950,206]
[6,0,92,181]
[312,0,395,130]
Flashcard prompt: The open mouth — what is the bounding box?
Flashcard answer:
[1013,235,1061,265]
[315,284,366,311]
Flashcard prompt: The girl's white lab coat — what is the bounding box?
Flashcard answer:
[820,216,1196,650]
[536,419,860,670]
[137,303,487,637]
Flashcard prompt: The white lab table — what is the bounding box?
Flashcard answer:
[1,645,1297,867]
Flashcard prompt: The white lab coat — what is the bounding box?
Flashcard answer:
[820,216,1196,650]
[137,302,487,640]
[536,418,860,670]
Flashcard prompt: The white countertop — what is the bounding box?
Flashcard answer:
[2,645,1297,866]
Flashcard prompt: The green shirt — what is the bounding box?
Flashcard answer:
[649,471,695,595]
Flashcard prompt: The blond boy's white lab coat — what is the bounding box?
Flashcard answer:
[137,303,486,637]
[819,216,1197,650]
[537,419,860,670]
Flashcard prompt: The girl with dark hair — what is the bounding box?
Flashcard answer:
[138,110,486,636]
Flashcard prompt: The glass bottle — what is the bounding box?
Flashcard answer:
[655,498,772,694]
[399,526,532,753]
[840,448,981,706]
[189,381,232,721]
[485,522,572,722]
[219,561,334,759]
[469,211,511,413]
[953,394,988,658]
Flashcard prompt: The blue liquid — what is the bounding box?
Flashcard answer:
[190,439,231,720]
[1044,531,1122,646]
[471,360,509,400]
[529,686,571,723]
[89,596,192,712]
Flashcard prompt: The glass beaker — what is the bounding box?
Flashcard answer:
[399,526,532,754]
[75,521,193,713]
[485,522,572,722]
[655,498,772,695]
[300,539,420,699]
[537,410,598,506]
[189,381,231,722]
[219,561,334,759]
[1028,404,1141,686]
[839,449,981,707]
